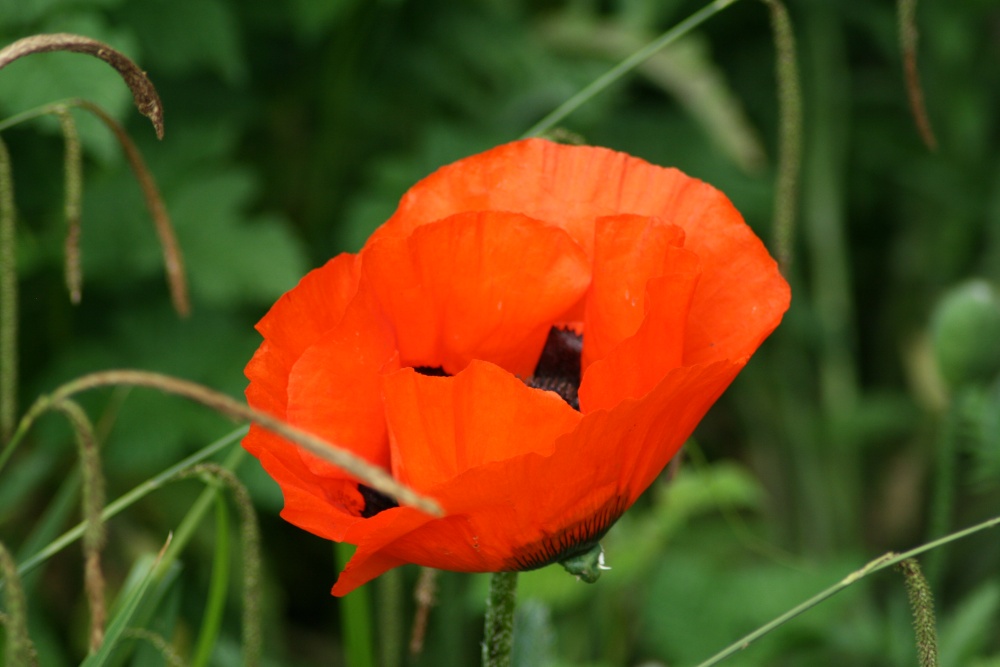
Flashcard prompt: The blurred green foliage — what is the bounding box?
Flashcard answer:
[2,0,1000,665]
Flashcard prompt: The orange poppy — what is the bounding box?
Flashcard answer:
[243,138,790,596]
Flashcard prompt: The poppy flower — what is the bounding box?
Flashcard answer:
[243,138,790,596]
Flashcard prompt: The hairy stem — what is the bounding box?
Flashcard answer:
[482,571,518,667]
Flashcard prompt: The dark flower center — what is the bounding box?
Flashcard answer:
[357,484,399,518]
[527,327,582,409]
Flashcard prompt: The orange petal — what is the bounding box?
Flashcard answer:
[286,283,400,477]
[244,439,366,542]
[367,139,790,364]
[566,360,745,507]
[580,259,702,413]
[244,255,370,536]
[254,254,362,370]
[581,214,691,370]
[332,510,462,596]
[381,360,582,491]
[245,254,362,436]
[669,186,791,365]
[331,360,741,595]
[362,211,590,376]
[367,139,692,258]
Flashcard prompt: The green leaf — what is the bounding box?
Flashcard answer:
[81,544,170,667]
[121,0,246,84]
[939,581,1000,667]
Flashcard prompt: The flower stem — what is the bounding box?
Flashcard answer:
[482,571,518,667]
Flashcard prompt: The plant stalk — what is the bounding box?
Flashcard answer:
[482,571,518,667]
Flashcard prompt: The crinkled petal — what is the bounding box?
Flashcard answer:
[362,211,591,376]
[331,359,741,595]
[286,284,400,477]
[367,139,789,364]
[672,191,791,364]
[245,254,362,424]
[580,264,702,413]
[581,214,691,370]
[367,139,692,258]
[380,360,582,491]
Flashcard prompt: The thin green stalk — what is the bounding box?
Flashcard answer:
[521,0,741,138]
[180,463,262,667]
[335,543,375,667]
[11,426,245,581]
[482,571,518,667]
[190,494,231,667]
[121,629,184,667]
[924,393,961,585]
[0,135,16,443]
[378,568,404,667]
[693,514,1000,667]
[800,7,859,551]
[0,98,188,315]
[152,445,246,582]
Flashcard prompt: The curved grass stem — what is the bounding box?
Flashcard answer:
[10,427,244,582]
[521,0,741,138]
[1,370,441,514]
[693,514,1000,667]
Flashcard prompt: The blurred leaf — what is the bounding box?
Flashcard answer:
[0,0,123,26]
[639,539,864,666]
[81,165,306,306]
[170,170,306,306]
[121,0,246,84]
[82,549,168,667]
[938,580,1000,667]
[964,378,1000,487]
[538,15,766,173]
[512,599,556,667]
[289,0,362,42]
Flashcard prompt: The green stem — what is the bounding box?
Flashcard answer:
[799,7,859,551]
[11,426,245,581]
[335,543,375,667]
[0,136,16,443]
[190,494,231,667]
[482,571,518,667]
[520,0,741,138]
[378,568,404,667]
[152,445,246,582]
[924,392,961,585]
[694,514,1000,667]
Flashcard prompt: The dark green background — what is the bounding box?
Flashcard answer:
[3,0,1000,665]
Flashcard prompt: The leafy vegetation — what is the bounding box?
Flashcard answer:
[2,0,1000,665]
